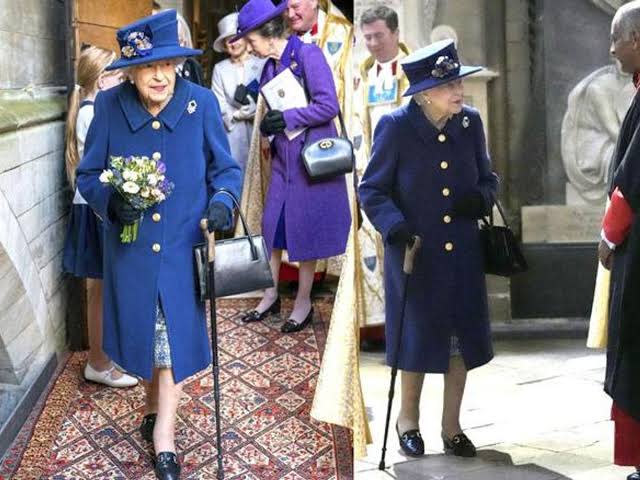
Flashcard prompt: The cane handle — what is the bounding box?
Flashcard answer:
[200,218,216,261]
[403,235,422,274]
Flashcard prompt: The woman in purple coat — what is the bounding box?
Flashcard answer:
[232,0,351,333]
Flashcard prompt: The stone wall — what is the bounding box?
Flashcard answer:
[0,0,66,89]
[0,0,69,452]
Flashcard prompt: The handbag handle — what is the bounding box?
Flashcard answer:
[482,195,510,230]
[213,188,260,261]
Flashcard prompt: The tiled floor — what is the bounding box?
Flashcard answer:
[356,339,633,479]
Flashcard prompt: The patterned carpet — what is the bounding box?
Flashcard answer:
[1,298,353,479]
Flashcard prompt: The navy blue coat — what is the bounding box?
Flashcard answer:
[359,100,498,373]
[77,77,242,383]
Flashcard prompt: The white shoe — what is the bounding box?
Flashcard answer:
[84,363,139,388]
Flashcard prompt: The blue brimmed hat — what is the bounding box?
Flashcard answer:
[106,9,202,71]
[231,0,288,43]
[400,40,483,96]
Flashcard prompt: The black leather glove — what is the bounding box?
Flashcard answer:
[206,202,231,233]
[233,84,250,105]
[452,191,489,219]
[260,110,286,136]
[387,222,414,246]
[108,194,140,225]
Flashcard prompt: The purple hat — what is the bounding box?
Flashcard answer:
[231,0,288,43]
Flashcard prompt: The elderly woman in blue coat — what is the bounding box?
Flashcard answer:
[360,40,498,458]
[77,10,241,479]
[232,0,351,333]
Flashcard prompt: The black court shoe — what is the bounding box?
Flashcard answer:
[140,413,157,442]
[155,452,180,480]
[281,307,314,333]
[396,424,425,457]
[241,297,281,323]
[442,432,477,457]
[627,470,640,480]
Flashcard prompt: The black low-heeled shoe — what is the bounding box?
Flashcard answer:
[155,452,180,480]
[627,470,640,480]
[396,424,424,457]
[241,297,281,323]
[281,307,314,333]
[442,432,476,457]
[140,413,157,442]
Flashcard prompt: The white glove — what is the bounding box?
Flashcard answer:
[232,97,257,121]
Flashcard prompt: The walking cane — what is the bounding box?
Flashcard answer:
[200,219,225,480]
[379,235,422,471]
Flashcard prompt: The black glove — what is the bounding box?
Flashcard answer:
[206,202,231,233]
[260,110,286,136]
[233,84,250,106]
[387,222,414,246]
[452,191,489,219]
[108,194,140,225]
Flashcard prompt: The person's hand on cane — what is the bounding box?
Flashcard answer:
[206,202,232,233]
[388,221,415,247]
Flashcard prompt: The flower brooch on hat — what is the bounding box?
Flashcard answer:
[431,56,460,79]
[121,26,154,59]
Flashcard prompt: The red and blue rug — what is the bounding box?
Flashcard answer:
[0,298,352,479]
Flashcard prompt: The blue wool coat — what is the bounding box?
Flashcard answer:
[77,77,242,382]
[359,100,498,373]
[261,35,351,261]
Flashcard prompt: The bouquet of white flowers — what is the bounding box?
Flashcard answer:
[99,155,174,243]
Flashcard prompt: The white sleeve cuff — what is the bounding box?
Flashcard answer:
[601,229,617,250]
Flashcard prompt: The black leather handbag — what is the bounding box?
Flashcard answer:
[301,109,354,181]
[479,199,528,277]
[194,190,274,300]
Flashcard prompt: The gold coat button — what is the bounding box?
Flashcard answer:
[442,187,451,197]
[152,152,162,160]
[152,213,161,222]
[440,161,449,170]
[152,243,161,253]
[443,215,452,224]
[438,133,446,143]
[152,120,161,130]
[445,242,454,252]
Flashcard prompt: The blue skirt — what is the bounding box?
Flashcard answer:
[62,204,103,279]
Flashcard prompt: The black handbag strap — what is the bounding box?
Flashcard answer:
[482,196,510,230]
[294,61,361,229]
[213,188,260,260]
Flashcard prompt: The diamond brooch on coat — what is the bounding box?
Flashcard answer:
[187,100,197,114]
[462,116,470,129]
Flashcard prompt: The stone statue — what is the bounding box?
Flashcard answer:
[561,64,634,204]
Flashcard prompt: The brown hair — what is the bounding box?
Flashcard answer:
[64,46,116,186]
